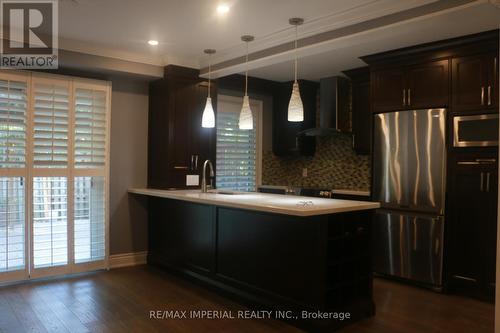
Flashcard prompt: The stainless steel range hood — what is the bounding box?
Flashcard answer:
[299,76,350,136]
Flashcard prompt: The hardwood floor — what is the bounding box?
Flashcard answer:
[0,266,494,333]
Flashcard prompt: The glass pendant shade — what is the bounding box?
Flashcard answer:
[201,97,215,128]
[239,95,253,130]
[287,81,304,122]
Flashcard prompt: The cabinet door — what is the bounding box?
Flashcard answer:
[485,53,498,110]
[407,60,449,109]
[452,55,488,112]
[448,164,485,289]
[352,79,371,154]
[371,68,406,113]
[483,164,498,299]
[448,154,498,300]
[168,79,196,186]
[148,198,215,274]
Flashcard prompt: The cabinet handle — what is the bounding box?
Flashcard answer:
[403,89,406,106]
[352,134,355,149]
[194,155,198,170]
[476,158,496,164]
[481,86,485,105]
[408,88,411,106]
[488,86,492,106]
[480,172,484,192]
[190,155,194,171]
[174,166,188,170]
[486,172,491,192]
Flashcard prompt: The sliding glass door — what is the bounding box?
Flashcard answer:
[0,71,110,282]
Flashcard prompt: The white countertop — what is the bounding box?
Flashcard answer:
[128,188,380,217]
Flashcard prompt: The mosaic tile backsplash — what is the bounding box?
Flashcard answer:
[262,135,371,191]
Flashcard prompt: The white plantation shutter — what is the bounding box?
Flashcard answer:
[33,80,69,168]
[0,71,110,283]
[216,96,262,192]
[74,87,107,169]
[0,78,28,169]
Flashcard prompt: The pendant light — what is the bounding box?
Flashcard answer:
[288,18,304,122]
[239,35,254,130]
[201,49,216,128]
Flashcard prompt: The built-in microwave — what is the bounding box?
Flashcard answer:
[453,114,499,147]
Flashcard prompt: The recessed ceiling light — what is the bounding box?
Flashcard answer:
[148,40,159,46]
[217,4,229,15]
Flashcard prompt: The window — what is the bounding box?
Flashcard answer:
[0,71,110,282]
[216,95,262,192]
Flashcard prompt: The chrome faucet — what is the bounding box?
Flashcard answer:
[201,159,214,193]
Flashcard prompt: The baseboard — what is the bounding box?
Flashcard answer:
[109,251,148,269]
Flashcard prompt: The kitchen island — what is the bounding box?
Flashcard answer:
[129,189,380,332]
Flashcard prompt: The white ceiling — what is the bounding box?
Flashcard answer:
[57,0,500,81]
[58,0,436,66]
[248,1,500,81]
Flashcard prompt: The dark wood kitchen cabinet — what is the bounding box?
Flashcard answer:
[371,59,449,113]
[447,151,498,301]
[344,67,371,154]
[371,67,406,113]
[452,53,498,112]
[273,80,318,156]
[148,65,216,189]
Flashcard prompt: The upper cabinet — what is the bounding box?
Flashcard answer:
[148,65,216,189]
[452,53,498,112]
[371,67,406,113]
[407,60,450,109]
[371,59,449,113]
[272,80,318,156]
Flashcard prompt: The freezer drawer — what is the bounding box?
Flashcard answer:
[373,210,444,286]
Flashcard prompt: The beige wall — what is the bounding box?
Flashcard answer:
[109,78,149,255]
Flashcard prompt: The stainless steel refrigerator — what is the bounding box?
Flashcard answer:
[372,108,446,288]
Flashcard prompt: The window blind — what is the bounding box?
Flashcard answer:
[33,81,69,168]
[0,177,25,272]
[0,79,27,168]
[74,88,107,168]
[74,176,105,264]
[216,109,257,192]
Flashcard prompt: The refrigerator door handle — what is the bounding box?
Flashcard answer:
[486,172,491,192]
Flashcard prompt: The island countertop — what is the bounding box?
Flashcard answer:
[128,188,380,217]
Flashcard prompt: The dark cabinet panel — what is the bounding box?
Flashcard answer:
[452,55,487,112]
[148,197,215,274]
[486,54,498,110]
[407,60,449,109]
[447,151,498,301]
[344,67,371,154]
[452,53,498,112]
[372,60,450,113]
[371,68,406,113]
[272,80,318,156]
[217,208,324,305]
[148,65,216,189]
